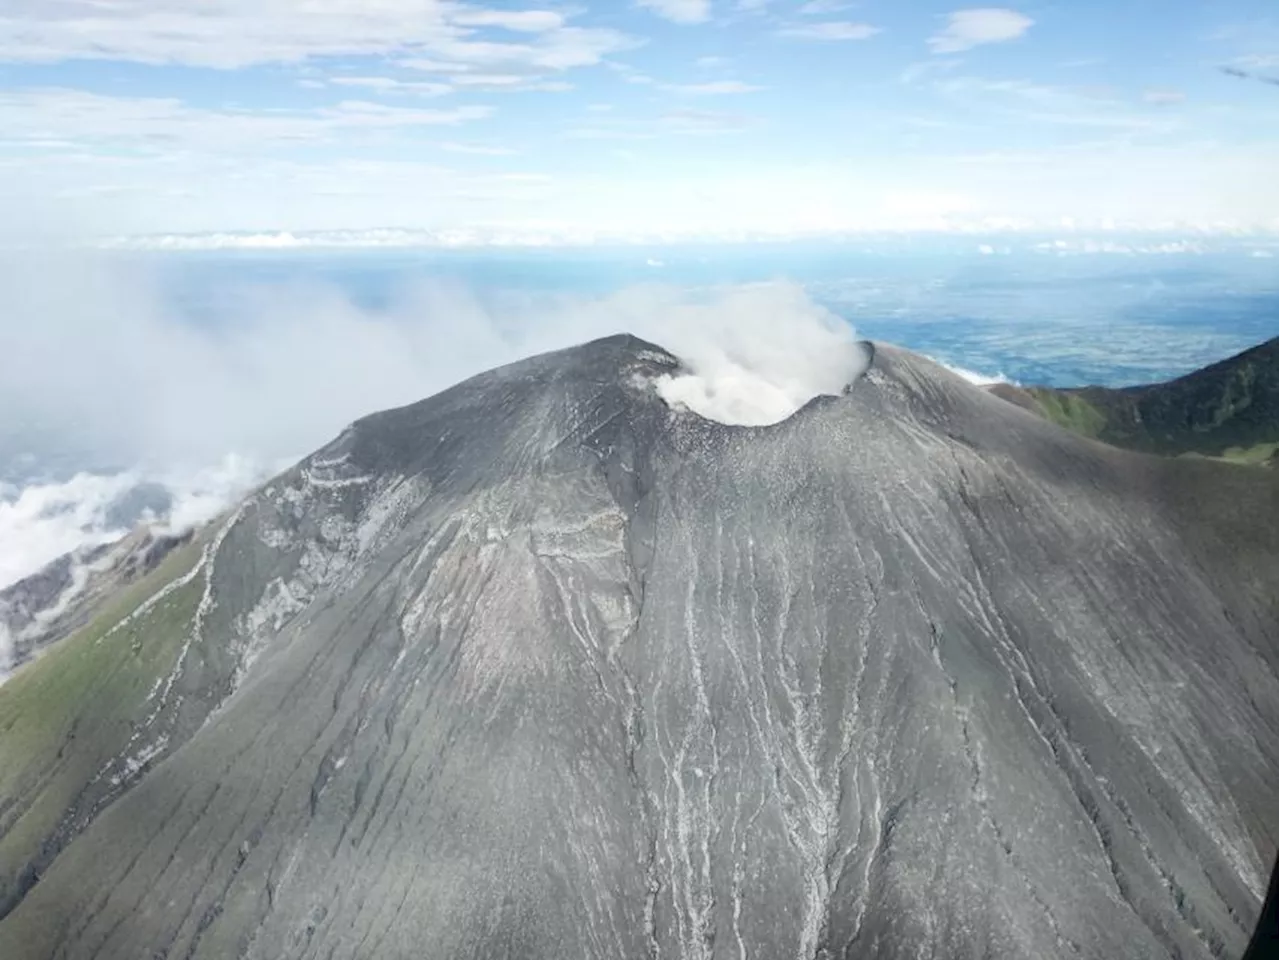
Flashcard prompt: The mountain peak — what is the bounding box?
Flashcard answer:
[0,336,1273,960]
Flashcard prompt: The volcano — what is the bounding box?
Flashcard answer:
[0,335,1274,960]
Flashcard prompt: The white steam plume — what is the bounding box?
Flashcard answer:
[639,284,868,425]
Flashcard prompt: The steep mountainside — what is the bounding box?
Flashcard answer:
[0,336,1274,960]
[990,338,1278,463]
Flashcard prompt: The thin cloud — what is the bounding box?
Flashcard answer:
[449,9,566,33]
[0,1,632,70]
[328,76,454,96]
[798,0,854,13]
[934,77,1171,131]
[635,0,712,24]
[440,141,519,155]
[417,29,633,71]
[778,21,881,40]
[1142,88,1186,105]
[900,58,963,84]
[928,8,1033,54]
[661,80,763,95]
[660,107,756,132]
[399,54,589,92]
[448,74,573,91]
[604,62,658,85]
[1228,53,1279,70]
[565,126,661,141]
[568,107,757,140]
[0,88,492,155]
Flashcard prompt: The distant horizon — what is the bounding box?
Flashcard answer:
[64,224,1280,253]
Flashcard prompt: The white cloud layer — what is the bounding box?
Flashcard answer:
[2,82,1275,236]
[0,2,1271,241]
[928,8,1033,53]
[0,1,631,68]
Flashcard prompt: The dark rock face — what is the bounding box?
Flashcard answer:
[1242,864,1277,960]
[0,335,1274,960]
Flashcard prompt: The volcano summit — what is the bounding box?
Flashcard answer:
[0,335,1273,960]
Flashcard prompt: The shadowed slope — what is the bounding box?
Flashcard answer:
[1249,860,1280,960]
[0,335,1274,960]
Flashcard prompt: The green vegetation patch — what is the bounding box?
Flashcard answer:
[1217,441,1279,466]
[0,538,205,915]
[1028,389,1108,439]
[1001,339,1277,466]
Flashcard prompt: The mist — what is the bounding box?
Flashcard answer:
[2,252,868,465]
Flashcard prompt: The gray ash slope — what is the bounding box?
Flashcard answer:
[0,334,1275,960]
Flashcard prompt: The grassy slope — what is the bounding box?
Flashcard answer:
[0,539,204,918]
[995,338,1278,464]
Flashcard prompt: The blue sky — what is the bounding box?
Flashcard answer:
[0,0,1276,241]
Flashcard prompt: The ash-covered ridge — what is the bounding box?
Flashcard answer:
[0,334,1274,960]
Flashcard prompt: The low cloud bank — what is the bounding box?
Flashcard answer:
[0,455,277,590]
[931,357,1018,387]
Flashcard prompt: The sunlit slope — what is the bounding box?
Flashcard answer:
[991,338,1278,464]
